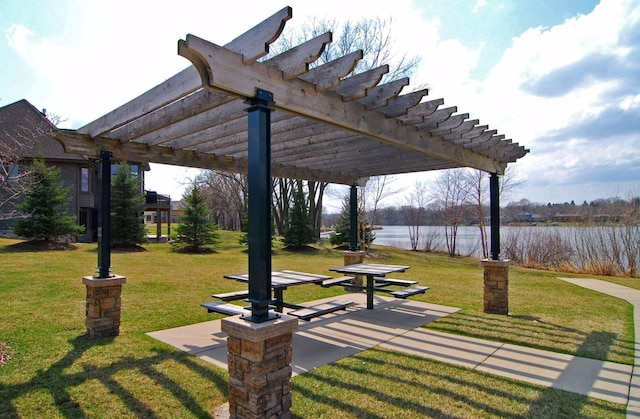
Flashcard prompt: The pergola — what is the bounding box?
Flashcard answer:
[52,6,527,323]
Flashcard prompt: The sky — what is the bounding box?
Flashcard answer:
[1,0,639,210]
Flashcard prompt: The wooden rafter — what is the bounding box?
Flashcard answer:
[52,6,528,185]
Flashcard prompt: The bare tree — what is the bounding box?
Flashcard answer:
[433,169,469,256]
[267,17,421,236]
[202,171,247,231]
[466,167,526,259]
[359,176,402,253]
[272,178,293,235]
[400,180,430,251]
[0,108,48,221]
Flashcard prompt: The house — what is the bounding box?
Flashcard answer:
[0,99,154,242]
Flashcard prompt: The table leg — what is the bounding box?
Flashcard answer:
[274,288,284,313]
[366,274,374,309]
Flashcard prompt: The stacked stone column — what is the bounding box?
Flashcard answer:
[342,250,366,290]
[481,260,510,315]
[83,275,126,337]
[222,314,298,418]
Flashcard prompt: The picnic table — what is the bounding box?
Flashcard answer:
[222,270,333,313]
[205,270,353,321]
[329,263,427,309]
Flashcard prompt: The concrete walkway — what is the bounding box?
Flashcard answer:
[148,286,636,409]
[556,277,640,418]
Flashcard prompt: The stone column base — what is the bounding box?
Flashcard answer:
[342,250,366,291]
[481,260,510,315]
[222,314,299,418]
[83,275,126,338]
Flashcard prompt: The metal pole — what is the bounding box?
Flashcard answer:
[349,184,358,251]
[490,172,500,261]
[97,151,112,278]
[246,89,276,322]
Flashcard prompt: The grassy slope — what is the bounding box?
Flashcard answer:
[0,232,632,417]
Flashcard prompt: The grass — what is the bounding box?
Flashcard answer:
[0,231,634,417]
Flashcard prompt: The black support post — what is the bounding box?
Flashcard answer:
[246,89,276,322]
[490,172,500,261]
[97,151,112,278]
[349,184,358,251]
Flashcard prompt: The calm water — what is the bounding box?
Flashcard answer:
[373,225,486,256]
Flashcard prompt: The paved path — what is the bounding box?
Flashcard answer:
[557,277,640,418]
[148,287,636,409]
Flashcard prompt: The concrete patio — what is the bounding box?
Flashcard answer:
[148,290,633,407]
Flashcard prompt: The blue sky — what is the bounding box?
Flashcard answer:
[1,0,639,208]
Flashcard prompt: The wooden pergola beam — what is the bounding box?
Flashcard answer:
[179,35,506,174]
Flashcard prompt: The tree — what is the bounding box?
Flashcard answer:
[172,181,220,253]
[360,176,400,254]
[110,163,146,247]
[12,159,83,242]
[202,171,247,231]
[433,169,469,256]
[268,16,421,237]
[0,107,44,221]
[467,167,525,258]
[330,195,352,247]
[401,180,430,251]
[282,181,315,249]
[329,192,374,249]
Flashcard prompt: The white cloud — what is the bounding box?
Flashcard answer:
[5,24,33,54]
[473,0,487,13]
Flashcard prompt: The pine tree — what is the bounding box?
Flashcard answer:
[172,182,219,253]
[110,163,146,247]
[330,195,351,247]
[12,159,84,242]
[283,182,315,249]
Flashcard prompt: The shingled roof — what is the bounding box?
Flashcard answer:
[0,99,85,162]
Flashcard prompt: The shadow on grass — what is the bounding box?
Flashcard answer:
[0,334,227,417]
[427,311,634,363]
[291,348,626,418]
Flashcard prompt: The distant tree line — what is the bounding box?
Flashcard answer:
[326,196,640,227]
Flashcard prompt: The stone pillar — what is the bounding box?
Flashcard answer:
[481,259,510,315]
[222,314,298,418]
[83,275,126,337]
[343,250,366,290]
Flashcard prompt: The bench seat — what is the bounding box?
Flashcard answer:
[288,300,354,321]
[212,290,249,302]
[388,286,429,299]
[321,276,355,288]
[373,277,418,287]
[201,301,247,316]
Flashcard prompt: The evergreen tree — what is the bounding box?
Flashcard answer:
[329,193,374,249]
[172,182,220,253]
[330,195,351,247]
[12,159,84,241]
[110,163,146,247]
[283,182,315,248]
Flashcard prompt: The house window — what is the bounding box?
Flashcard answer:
[80,167,92,193]
[8,164,19,186]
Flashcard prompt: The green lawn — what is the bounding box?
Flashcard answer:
[0,232,634,417]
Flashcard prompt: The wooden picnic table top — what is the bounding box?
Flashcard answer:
[223,270,332,289]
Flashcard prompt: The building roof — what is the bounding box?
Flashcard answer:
[0,99,86,162]
[51,6,528,185]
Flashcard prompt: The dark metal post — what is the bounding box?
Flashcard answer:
[246,89,276,322]
[97,151,112,278]
[349,184,358,251]
[490,172,500,260]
